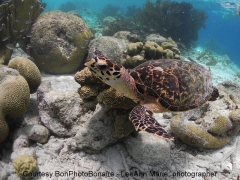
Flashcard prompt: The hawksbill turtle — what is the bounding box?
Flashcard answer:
[85,49,217,140]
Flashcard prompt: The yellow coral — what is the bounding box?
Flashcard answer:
[0,76,30,143]
[78,85,99,99]
[75,67,101,85]
[8,57,41,93]
[13,154,38,179]
[208,116,231,135]
[122,54,146,68]
[144,41,164,59]
[171,115,229,149]
[97,88,137,109]
[127,42,143,56]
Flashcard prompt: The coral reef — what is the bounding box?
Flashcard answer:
[13,154,38,179]
[75,67,109,110]
[30,11,92,74]
[75,69,136,138]
[208,115,231,135]
[0,0,44,64]
[127,42,143,56]
[121,39,182,68]
[171,114,230,149]
[97,88,137,109]
[102,16,116,26]
[0,56,41,143]
[8,57,41,93]
[100,4,121,18]
[0,69,30,143]
[102,17,134,36]
[134,0,207,47]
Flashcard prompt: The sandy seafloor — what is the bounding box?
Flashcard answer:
[1,13,240,180]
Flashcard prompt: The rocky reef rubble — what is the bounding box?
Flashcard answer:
[0,72,240,179]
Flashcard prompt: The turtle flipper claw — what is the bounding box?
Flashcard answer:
[129,105,174,140]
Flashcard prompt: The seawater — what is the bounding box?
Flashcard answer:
[42,0,240,66]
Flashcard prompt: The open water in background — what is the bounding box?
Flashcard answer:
[42,0,240,66]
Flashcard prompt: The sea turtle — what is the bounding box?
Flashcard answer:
[85,48,216,140]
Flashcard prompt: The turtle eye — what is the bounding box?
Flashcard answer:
[97,64,107,71]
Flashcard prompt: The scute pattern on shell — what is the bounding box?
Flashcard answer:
[130,59,213,111]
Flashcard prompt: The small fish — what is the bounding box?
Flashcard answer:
[12,28,18,33]
[80,45,86,49]
[0,23,5,31]
[26,33,33,38]
[149,28,155,32]
[2,36,10,41]
[0,14,4,21]
[20,27,25,32]
[49,39,61,44]
[25,20,32,24]
[163,28,167,31]
[83,38,90,42]
[6,44,16,50]
[15,18,21,23]
[26,44,34,48]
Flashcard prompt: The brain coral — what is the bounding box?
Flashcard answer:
[30,11,92,74]
[171,114,230,149]
[13,154,38,179]
[8,57,41,93]
[0,73,30,143]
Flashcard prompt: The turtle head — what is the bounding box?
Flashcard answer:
[85,48,142,103]
[85,48,122,83]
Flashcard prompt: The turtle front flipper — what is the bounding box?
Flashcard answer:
[129,105,174,140]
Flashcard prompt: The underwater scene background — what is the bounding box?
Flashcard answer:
[42,0,240,66]
[1,0,240,179]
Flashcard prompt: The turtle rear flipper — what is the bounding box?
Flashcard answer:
[129,105,174,140]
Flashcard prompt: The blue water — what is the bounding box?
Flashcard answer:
[42,0,240,65]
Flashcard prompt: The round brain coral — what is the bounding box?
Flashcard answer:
[13,154,38,179]
[30,11,92,74]
[0,75,30,143]
[8,57,41,93]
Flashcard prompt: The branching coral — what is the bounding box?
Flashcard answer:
[134,0,207,47]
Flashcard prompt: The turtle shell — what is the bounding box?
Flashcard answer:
[130,59,213,111]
